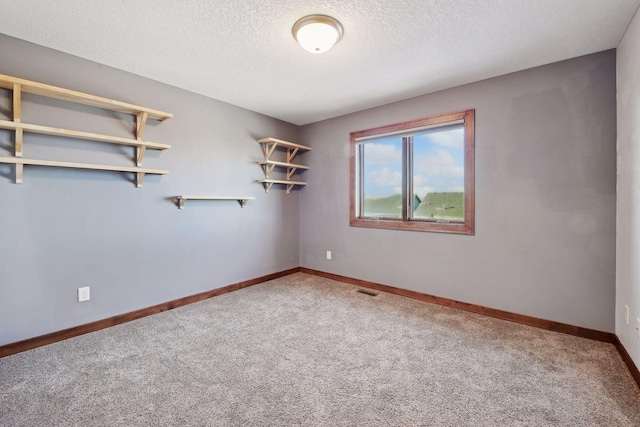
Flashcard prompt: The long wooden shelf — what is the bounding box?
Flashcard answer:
[0,74,172,121]
[1,74,172,168]
[0,119,170,155]
[0,157,168,187]
[257,179,307,194]
[175,196,255,209]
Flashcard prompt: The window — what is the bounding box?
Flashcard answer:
[350,109,475,234]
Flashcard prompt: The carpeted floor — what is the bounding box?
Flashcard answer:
[1,273,639,426]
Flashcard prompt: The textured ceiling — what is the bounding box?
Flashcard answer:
[0,0,638,125]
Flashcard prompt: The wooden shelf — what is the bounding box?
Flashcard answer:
[0,157,168,187]
[0,74,172,121]
[175,196,255,209]
[257,160,309,169]
[257,160,309,179]
[257,179,307,194]
[257,137,311,164]
[257,137,311,151]
[0,120,170,163]
[0,74,171,186]
[257,137,310,193]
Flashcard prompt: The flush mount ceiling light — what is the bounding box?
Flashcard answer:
[292,15,343,54]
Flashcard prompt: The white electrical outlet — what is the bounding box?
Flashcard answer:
[78,286,90,302]
[326,250,332,260]
[625,305,630,325]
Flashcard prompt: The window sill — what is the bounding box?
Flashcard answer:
[350,217,474,235]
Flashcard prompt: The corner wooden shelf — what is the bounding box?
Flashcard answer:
[257,160,309,179]
[0,157,168,187]
[257,137,310,193]
[175,196,255,209]
[257,179,307,194]
[257,137,311,162]
[0,74,171,187]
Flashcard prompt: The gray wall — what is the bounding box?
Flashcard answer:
[616,9,640,367]
[299,51,617,332]
[0,35,300,346]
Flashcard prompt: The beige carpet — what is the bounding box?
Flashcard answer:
[1,273,639,426]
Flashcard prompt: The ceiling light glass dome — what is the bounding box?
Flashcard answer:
[292,15,343,54]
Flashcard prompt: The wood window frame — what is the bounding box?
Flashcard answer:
[349,109,475,235]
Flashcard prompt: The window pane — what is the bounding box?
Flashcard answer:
[362,137,403,218]
[412,126,465,222]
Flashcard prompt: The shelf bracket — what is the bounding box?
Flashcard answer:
[136,172,145,188]
[263,182,274,193]
[239,199,249,208]
[136,112,148,140]
[135,112,148,166]
[286,167,297,180]
[136,146,146,167]
[13,83,21,122]
[263,143,278,160]
[13,83,22,157]
[15,163,23,184]
[15,128,23,158]
[262,163,276,178]
[286,183,295,194]
[177,197,187,209]
[287,147,299,163]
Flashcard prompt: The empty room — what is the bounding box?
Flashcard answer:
[1,0,640,425]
